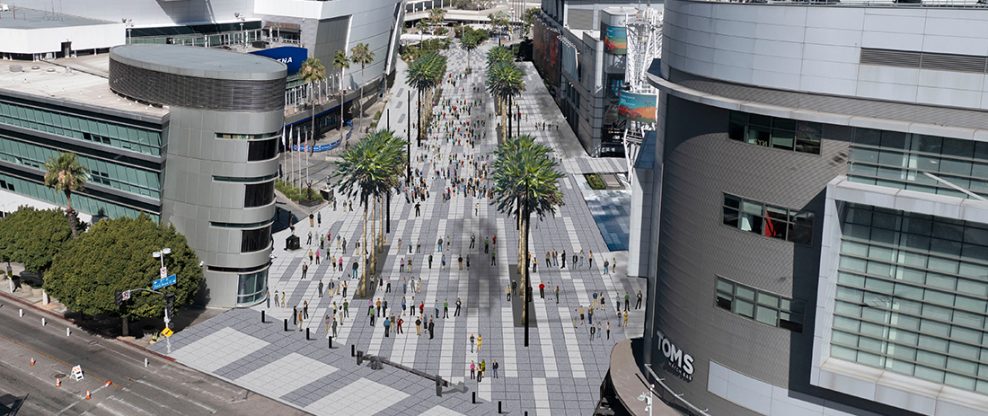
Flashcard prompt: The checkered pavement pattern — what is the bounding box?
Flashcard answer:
[153,43,645,416]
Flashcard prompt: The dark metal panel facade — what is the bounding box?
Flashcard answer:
[109,58,286,112]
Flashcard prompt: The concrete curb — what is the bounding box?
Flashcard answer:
[0,289,176,363]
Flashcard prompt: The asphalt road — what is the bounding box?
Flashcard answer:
[0,301,308,416]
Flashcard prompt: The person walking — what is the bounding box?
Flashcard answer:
[455,298,462,317]
[555,285,560,304]
[397,317,404,334]
[415,317,422,336]
[428,318,435,339]
[384,316,391,337]
[636,290,643,310]
[561,250,567,269]
[606,321,611,340]
[476,334,483,354]
[443,299,449,318]
[470,360,476,380]
[505,283,511,301]
[492,359,499,378]
[478,360,486,382]
[624,292,630,312]
[603,259,610,275]
[303,300,309,320]
[623,310,630,327]
[590,323,596,341]
[301,262,308,279]
[332,316,339,338]
[293,305,298,325]
[578,306,585,325]
[318,281,324,297]
[588,307,594,325]
[539,282,545,299]
[469,333,475,353]
[343,300,349,318]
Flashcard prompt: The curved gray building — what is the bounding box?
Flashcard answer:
[110,45,286,308]
[624,1,988,415]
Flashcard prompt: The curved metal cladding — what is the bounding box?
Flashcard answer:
[646,94,849,415]
[108,59,285,112]
[110,45,287,308]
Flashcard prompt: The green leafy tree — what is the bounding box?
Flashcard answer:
[491,135,564,347]
[486,61,525,143]
[299,57,327,158]
[429,7,447,30]
[43,152,88,238]
[350,43,376,133]
[0,207,72,277]
[44,215,203,337]
[332,130,406,297]
[333,50,351,146]
[406,52,447,146]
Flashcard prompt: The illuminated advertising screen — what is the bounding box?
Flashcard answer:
[603,25,627,55]
[618,91,657,124]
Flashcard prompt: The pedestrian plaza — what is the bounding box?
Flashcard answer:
[153,43,644,416]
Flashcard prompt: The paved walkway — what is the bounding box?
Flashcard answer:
[153,43,645,416]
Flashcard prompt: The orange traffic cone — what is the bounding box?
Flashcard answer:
[104,380,112,387]
[84,390,92,400]
[56,378,62,388]
[29,357,36,367]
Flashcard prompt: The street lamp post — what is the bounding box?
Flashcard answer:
[235,13,246,50]
[151,248,173,353]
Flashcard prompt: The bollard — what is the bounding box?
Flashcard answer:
[435,377,442,397]
[351,344,356,357]
[144,358,149,368]
[472,391,476,404]
[19,308,23,317]
[356,350,364,365]
[66,327,70,336]
[328,336,333,349]
[306,328,310,340]
[498,401,502,414]
[284,318,288,332]
[41,317,46,326]
[525,412,528,416]
[261,310,266,323]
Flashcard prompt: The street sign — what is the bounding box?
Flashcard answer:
[121,290,131,301]
[160,266,168,279]
[160,328,173,338]
[152,274,177,290]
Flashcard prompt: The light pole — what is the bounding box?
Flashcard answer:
[122,18,133,44]
[151,247,173,352]
[235,13,246,50]
[152,248,172,272]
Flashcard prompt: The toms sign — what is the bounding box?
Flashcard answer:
[656,330,694,382]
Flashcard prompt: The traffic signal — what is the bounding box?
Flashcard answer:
[164,293,176,327]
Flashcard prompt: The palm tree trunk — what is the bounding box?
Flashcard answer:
[66,192,77,238]
[361,198,368,296]
[417,89,423,146]
[310,94,317,158]
[507,95,512,140]
[378,195,384,249]
[370,196,377,275]
[520,207,531,347]
[341,90,346,146]
[360,63,366,134]
[500,97,508,144]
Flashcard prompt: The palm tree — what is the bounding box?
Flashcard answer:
[350,43,376,134]
[333,50,351,146]
[333,130,406,297]
[429,8,447,31]
[486,61,525,143]
[461,28,487,71]
[492,135,564,347]
[299,57,326,160]
[406,52,447,146]
[43,152,88,238]
[488,10,509,45]
[486,45,513,70]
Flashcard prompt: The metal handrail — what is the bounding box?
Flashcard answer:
[640,364,713,416]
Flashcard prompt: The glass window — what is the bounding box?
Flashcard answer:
[241,225,272,252]
[726,111,821,155]
[795,122,822,154]
[247,139,279,161]
[244,181,275,207]
[715,275,799,331]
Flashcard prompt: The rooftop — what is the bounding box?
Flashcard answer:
[0,54,168,119]
[111,44,287,81]
[0,7,116,29]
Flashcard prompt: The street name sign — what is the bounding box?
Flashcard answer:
[152,274,177,290]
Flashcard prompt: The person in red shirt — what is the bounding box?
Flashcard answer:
[539,282,545,299]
